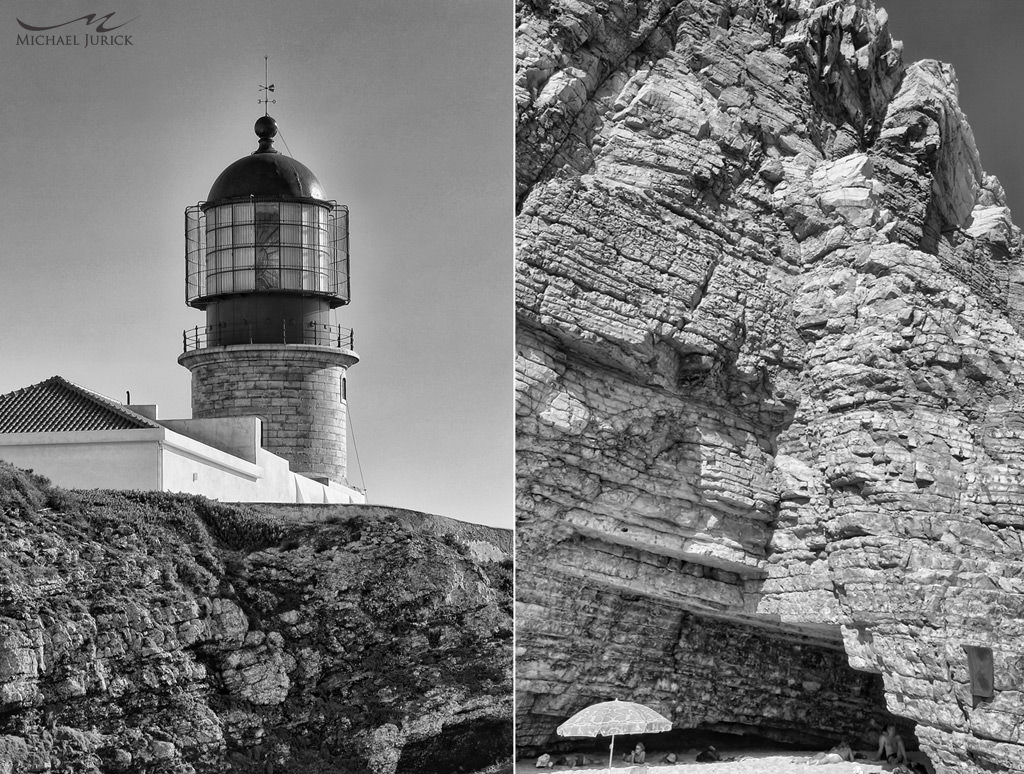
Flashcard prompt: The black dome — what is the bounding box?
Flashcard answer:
[206,116,327,202]
[207,154,326,201]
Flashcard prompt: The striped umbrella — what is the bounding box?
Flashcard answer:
[556,699,672,772]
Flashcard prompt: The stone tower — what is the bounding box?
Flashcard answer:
[178,115,358,485]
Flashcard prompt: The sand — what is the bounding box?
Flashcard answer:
[515,750,926,774]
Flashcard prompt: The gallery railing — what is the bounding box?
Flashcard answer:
[182,321,354,352]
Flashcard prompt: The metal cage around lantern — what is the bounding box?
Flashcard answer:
[185,198,350,308]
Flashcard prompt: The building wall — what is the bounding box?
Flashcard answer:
[0,427,364,504]
[158,429,265,500]
[160,416,261,463]
[159,435,364,503]
[179,344,358,484]
[0,430,162,490]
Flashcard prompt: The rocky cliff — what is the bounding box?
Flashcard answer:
[0,463,511,774]
[515,0,1024,771]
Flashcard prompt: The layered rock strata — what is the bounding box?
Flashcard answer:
[515,0,1024,770]
[0,463,511,774]
[516,566,909,753]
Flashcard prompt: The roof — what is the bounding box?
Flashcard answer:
[207,153,326,202]
[0,376,162,433]
[206,115,326,202]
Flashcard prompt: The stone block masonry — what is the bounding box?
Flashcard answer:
[179,344,358,484]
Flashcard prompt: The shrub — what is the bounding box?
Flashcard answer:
[0,462,50,516]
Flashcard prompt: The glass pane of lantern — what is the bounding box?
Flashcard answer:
[282,269,301,289]
[281,246,302,269]
[256,263,279,290]
[255,203,279,249]
[234,219,254,246]
[281,202,302,224]
[233,201,253,224]
[303,226,319,249]
[234,265,254,292]
[281,224,301,247]
[255,201,277,218]
[207,248,223,274]
[234,245,255,269]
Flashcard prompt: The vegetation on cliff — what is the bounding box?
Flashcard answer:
[0,462,511,773]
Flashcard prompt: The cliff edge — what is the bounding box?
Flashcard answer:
[0,463,511,773]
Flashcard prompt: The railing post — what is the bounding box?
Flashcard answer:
[282,319,287,345]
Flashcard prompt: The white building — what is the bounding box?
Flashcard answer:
[0,375,364,504]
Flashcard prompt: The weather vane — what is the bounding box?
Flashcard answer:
[259,55,276,115]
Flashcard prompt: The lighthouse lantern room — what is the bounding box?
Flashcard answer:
[184,115,350,347]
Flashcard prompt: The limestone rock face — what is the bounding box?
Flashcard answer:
[0,464,511,774]
[515,1,1024,771]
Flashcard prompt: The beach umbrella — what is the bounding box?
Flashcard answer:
[556,699,672,772]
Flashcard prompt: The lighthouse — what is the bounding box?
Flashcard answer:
[178,115,359,488]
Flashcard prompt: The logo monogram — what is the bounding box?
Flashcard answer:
[17,12,135,33]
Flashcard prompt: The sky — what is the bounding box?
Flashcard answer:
[0,0,512,529]
[882,0,1024,217]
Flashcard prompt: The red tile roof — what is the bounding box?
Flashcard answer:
[0,376,161,433]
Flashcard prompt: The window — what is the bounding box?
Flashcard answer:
[187,200,346,302]
[964,645,994,708]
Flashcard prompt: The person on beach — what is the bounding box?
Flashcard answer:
[555,754,597,767]
[809,740,855,765]
[876,724,908,764]
[695,746,720,762]
[623,742,646,763]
